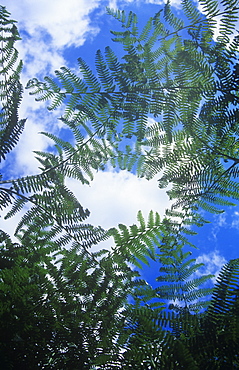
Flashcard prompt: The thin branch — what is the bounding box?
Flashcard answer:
[0,186,102,263]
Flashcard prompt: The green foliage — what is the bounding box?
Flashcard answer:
[24,0,239,216]
[140,1,239,213]
[1,0,239,368]
[0,6,26,160]
[111,258,239,369]
[0,227,139,369]
[108,210,161,268]
[0,6,26,162]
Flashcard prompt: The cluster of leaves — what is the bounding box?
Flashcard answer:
[0,6,26,163]
[0,6,137,368]
[0,0,239,368]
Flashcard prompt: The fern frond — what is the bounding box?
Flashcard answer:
[0,10,25,161]
[109,210,161,268]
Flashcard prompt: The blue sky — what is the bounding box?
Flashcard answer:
[1,0,238,289]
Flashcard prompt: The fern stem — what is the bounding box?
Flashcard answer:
[0,186,100,263]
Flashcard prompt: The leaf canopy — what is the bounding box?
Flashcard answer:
[0,1,239,368]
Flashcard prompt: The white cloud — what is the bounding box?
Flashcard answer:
[1,0,103,122]
[215,210,239,232]
[0,169,170,250]
[67,169,170,229]
[148,0,181,5]
[109,0,182,8]
[11,119,52,176]
[2,0,101,49]
[20,36,66,82]
[231,211,239,230]
[0,0,104,120]
[195,250,227,284]
[208,212,228,242]
[217,213,227,227]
